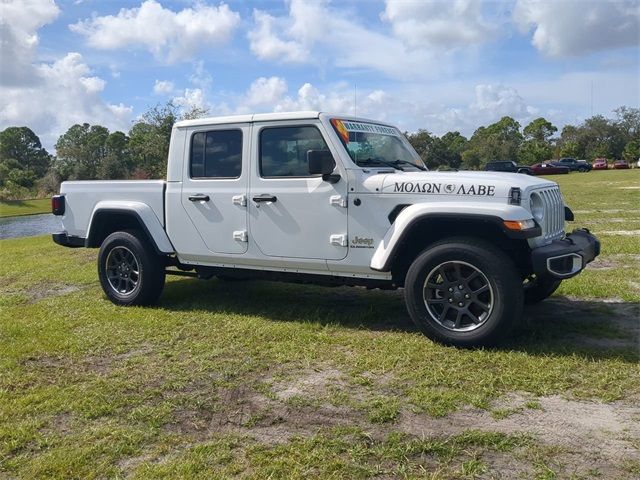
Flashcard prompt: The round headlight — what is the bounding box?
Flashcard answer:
[530,192,544,222]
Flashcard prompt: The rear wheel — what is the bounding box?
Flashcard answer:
[404,237,523,347]
[98,231,165,306]
[523,275,561,305]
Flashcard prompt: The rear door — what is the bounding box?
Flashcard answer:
[181,125,249,255]
[248,122,348,260]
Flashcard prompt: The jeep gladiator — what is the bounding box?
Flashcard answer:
[52,112,599,347]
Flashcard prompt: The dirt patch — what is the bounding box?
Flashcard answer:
[21,345,156,377]
[24,284,82,304]
[600,230,640,236]
[165,366,366,444]
[399,393,640,478]
[574,209,629,214]
[587,254,640,270]
[272,367,345,401]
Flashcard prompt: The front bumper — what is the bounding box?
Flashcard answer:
[531,229,600,279]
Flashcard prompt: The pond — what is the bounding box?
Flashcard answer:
[0,214,63,240]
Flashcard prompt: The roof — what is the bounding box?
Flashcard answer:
[174,111,322,128]
[174,111,393,129]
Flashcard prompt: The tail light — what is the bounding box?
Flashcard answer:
[51,195,65,216]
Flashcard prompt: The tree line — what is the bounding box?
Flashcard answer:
[406,106,639,171]
[0,104,638,199]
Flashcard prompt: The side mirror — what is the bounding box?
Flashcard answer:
[307,150,340,183]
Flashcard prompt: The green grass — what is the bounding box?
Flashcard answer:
[1,170,639,479]
[0,198,50,217]
[541,169,640,301]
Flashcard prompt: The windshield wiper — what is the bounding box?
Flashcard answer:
[356,158,404,171]
[393,159,427,171]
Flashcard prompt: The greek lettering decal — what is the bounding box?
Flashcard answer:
[393,182,495,196]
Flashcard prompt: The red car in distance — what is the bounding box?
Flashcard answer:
[530,162,570,175]
[613,160,630,169]
[592,158,608,170]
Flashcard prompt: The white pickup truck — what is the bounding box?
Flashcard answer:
[52,111,599,347]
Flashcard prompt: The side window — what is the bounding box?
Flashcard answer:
[260,126,329,177]
[190,130,242,178]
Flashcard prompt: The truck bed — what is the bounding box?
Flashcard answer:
[60,180,166,238]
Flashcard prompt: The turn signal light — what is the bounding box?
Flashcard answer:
[503,219,535,231]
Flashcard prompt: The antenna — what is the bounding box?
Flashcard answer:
[590,80,594,116]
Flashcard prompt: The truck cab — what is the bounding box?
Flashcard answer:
[52,112,599,347]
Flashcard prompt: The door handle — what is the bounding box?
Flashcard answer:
[188,194,210,202]
[252,194,277,203]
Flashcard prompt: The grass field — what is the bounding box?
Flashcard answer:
[0,198,50,218]
[0,170,638,479]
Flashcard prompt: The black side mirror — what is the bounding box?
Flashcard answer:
[307,150,340,183]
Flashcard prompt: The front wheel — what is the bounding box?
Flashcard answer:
[404,238,523,347]
[98,231,166,306]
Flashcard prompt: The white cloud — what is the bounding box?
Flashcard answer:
[244,77,289,107]
[236,78,383,119]
[153,79,174,95]
[0,0,132,150]
[410,84,540,136]
[470,84,533,118]
[514,0,640,57]
[382,0,495,49]
[248,10,309,63]
[189,60,213,90]
[70,0,240,63]
[246,0,440,79]
[232,75,540,137]
[173,88,206,111]
[0,53,132,149]
[0,0,60,86]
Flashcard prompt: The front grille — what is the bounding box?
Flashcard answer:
[538,187,565,242]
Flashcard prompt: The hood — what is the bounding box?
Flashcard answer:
[358,170,556,199]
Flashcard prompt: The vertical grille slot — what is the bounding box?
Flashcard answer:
[536,187,564,242]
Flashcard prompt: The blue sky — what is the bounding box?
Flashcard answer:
[1,0,638,150]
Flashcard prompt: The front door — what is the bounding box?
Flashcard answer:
[249,122,348,260]
[181,125,249,255]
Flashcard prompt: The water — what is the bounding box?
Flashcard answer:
[0,214,63,240]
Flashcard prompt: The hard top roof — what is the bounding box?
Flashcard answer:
[174,111,392,128]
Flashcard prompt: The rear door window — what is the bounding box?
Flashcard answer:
[190,130,242,179]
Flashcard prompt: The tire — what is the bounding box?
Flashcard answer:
[523,275,561,305]
[404,237,523,347]
[98,231,166,306]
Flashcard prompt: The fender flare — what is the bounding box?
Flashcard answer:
[369,203,536,272]
[86,201,174,254]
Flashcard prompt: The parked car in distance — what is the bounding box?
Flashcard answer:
[592,158,608,170]
[613,159,630,169]
[484,160,532,175]
[530,163,570,175]
[552,157,591,172]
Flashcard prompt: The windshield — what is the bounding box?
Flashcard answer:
[331,118,426,171]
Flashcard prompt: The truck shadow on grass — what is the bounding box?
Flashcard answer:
[160,277,639,362]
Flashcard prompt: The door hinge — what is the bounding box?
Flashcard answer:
[330,234,348,247]
[232,194,247,207]
[329,195,347,208]
[233,230,248,242]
